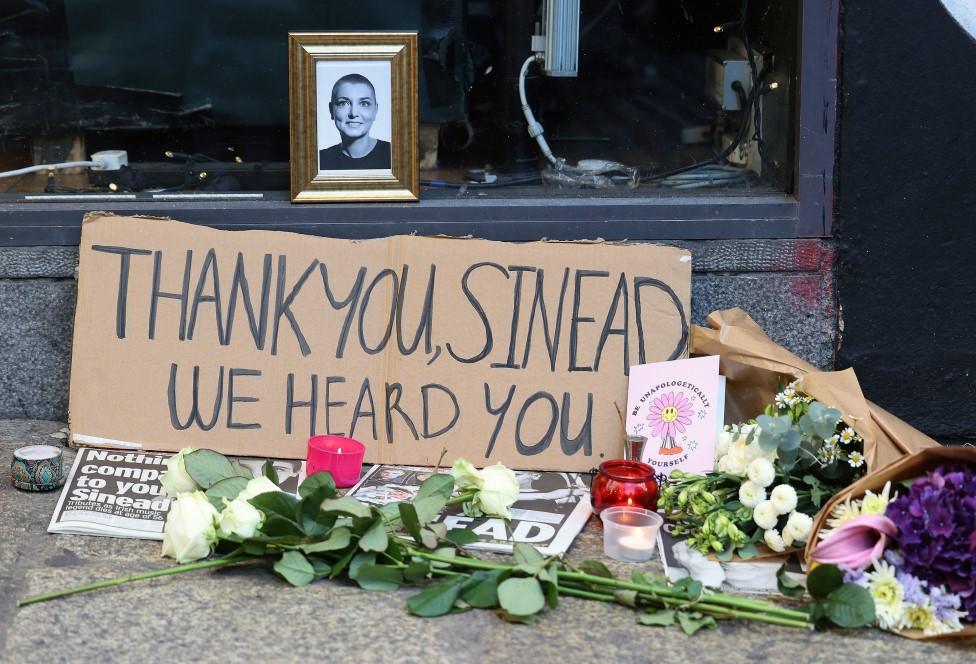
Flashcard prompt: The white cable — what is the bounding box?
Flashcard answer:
[519,54,561,168]
[0,161,97,179]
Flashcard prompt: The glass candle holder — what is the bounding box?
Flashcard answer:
[590,459,658,515]
[306,435,366,488]
[601,506,663,562]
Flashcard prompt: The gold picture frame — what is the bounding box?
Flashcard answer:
[288,32,418,202]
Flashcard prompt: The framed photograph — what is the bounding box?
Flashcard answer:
[288,32,418,202]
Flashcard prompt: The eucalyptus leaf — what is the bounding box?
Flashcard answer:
[677,611,716,635]
[736,543,759,560]
[320,496,371,519]
[407,577,465,617]
[299,472,337,499]
[273,550,315,587]
[300,527,352,553]
[638,609,676,627]
[806,564,844,600]
[358,519,389,552]
[416,474,454,501]
[825,584,876,628]
[497,577,545,617]
[184,449,237,489]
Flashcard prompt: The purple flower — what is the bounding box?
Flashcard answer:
[897,570,926,605]
[841,565,868,588]
[887,463,976,621]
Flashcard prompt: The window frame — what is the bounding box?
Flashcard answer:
[0,0,836,246]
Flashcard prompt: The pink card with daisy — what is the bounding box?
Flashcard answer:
[626,356,721,486]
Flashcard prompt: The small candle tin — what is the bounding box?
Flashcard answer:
[11,444,66,491]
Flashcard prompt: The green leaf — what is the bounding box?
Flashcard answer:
[204,476,249,510]
[229,461,254,479]
[348,552,376,580]
[825,584,876,628]
[353,564,404,591]
[638,609,676,627]
[614,589,638,608]
[407,577,465,617]
[497,577,546,617]
[403,560,430,583]
[414,495,447,526]
[579,561,613,578]
[249,491,300,523]
[273,550,315,587]
[310,558,331,578]
[300,487,338,537]
[736,543,759,560]
[299,472,337,499]
[672,577,703,601]
[262,460,279,485]
[513,543,546,575]
[260,515,304,537]
[358,519,389,552]
[416,473,454,501]
[241,539,267,556]
[445,529,480,546]
[461,570,503,609]
[806,564,844,600]
[398,503,423,542]
[184,449,237,489]
[320,496,371,519]
[300,527,352,553]
[328,546,358,579]
[677,611,716,635]
[429,547,456,569]
[419,527,440,550]
[776,563,806,598]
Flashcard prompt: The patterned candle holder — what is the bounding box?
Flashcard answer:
[11,445,65,491]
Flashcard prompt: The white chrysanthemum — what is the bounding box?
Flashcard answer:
[784,511,813,544]
[866,561,905,630]
[823,497,861,535]
[763,528,787,553]
[746,457,776,488]
[753,500,779,530]
[738,480,767,508]
[861,481,895,516]
[770,484,798,515]
[848,451,865,468]
[720,452,747,477]
[782,525,795,547]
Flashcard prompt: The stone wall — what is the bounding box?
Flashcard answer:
[0,238,836,420]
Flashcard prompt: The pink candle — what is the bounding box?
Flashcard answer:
[306,435,366,488]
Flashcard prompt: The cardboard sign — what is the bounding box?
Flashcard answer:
[68,214,691,471]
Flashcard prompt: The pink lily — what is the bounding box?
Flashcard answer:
[811,514,897,571]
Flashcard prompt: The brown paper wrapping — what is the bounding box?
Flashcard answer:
[692,308,939,471]
[804,446,976,639]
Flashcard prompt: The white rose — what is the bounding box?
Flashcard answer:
[738,480,767,508]
[715,429,734,458]
[746,457,776,488]
[450,458,485,491]
[769,484,798,515]
[722,448,748,476]
[752,500,779,530]
[159,447,198,497]
[161,491,218,563]
[763,528,787,553]
[784,511,813,544]
[473,463,519,519]
[218,476,282,539]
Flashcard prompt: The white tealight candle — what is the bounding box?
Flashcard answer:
[615,532,656,561]
[601,507,663,563]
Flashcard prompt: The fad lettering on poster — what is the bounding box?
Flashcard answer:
[69,214,691,471]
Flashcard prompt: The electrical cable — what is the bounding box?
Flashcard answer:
[518,54,561,169]
[0,161,97,179]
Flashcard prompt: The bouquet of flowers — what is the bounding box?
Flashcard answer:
[810,451,976,638]
[660,381,868,559]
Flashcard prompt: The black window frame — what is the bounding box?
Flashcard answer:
[0,1,836,246]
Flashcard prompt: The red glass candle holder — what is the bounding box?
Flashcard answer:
[307,435,366,488]
[590,459,658,515]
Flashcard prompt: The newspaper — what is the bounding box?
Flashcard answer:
[657,523,805,594]
[348,465,593,556]
[48,448,305,539]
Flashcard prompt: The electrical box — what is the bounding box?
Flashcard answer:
[706,50,752,110]
[542,0,580,77]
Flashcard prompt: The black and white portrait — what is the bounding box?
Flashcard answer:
[316,61,393,173]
